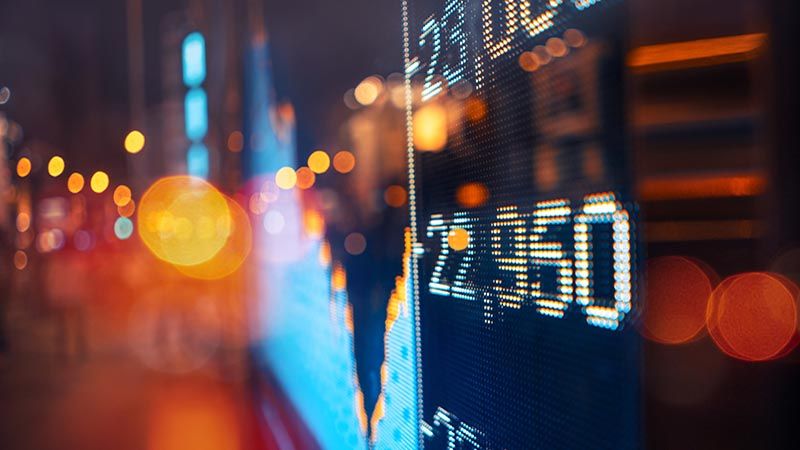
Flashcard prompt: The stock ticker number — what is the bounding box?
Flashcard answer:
[425,192,633,330]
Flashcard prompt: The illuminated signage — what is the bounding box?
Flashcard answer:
[404,0,636,448]
[407,0,609,98]
[182,32,210,179]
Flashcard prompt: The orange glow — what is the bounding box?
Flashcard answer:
[308,150,331,174]
[176,196,252,280]
[13,250,27,270]
[67,172,85,193]
[448,228,470,251]
[413,103,447,151]
[628,33,766,71]
[138,176,232,266]
[642,256,717,344]
[333,151,356,174]
[545,37,568,57]
[332,262,347,291]
[455,182,489,208]
[519,52,540,72]
[383,185,407,208]
[118,199,136,218]
[639,173,765,201]
[303,209,325,238]
[16,157,31,178]
[90,171,110,193]
[344,232,366,255]
[645,220,760,242]
[226,131,243,153]
[48,156,65,177]
[147,383,241,450]
[707,272,799,361]
[465,98,487,122]
[113,185,133,207]
[16,212,30,233]
[275,166,297,190]
[354,76,382,106]
[295,167,316,190]
[563,29,587,48]
[125,130,146,154]
[319,240,332,266]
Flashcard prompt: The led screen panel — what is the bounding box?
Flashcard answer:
[403,0,640,448]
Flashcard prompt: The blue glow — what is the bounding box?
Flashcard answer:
[184,88,208,141]
[113,217,134,240]
[182,32,206,87]
[187,143,210,179]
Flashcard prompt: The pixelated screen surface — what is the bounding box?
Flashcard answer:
[404,0,640,448]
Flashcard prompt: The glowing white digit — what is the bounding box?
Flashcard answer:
[482,0,564,59]
[529,199,573,318]
[573,192,632,330]
[420,16,443,100]
[427,213,476,301]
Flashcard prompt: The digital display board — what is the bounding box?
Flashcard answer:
[257,1,639,449]
[403,0,639,448]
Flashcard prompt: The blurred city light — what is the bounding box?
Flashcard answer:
[16,212,30,232]
[263,210,285,235]
[185,89,209,142]
[275,166,297,190]
[137,176,232,266]
[307,150,330,174]
[47,155,65,177]
[295,167,315,190]
[176,196,252,280]
[0,86,10,104]
[707,273,799,361]
[413,103,447,151]
[332,150,356,174]
[187,143,210,179]
[114,216,134,240]
[344,232,367,255]
[13,250,27,270]
[118,199,136,218]
[227,131,244,153]
[642,256,716,344]
[447,228,470,251]
[383,185,407,207]
[67,172,85,193]
[455,182,489,208]
[113,184,133,207]
[124,130,146,154]
[16,157,31,177]
[90,171,110,193]
[354,76,382,106]
[182,32,207,87]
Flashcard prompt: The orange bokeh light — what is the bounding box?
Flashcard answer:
[176,196,252,280]
[383,185,407,208]
[707,272,799,361]
[118,199,136,218]
[113,184,133,207]
[333,151,356,174]
[295,167,316,190]
[16,157,32,178]
[642,256,717,344]
[455,182,489,208]
[226,131,243,153]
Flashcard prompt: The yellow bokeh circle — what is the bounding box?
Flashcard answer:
[138,176,232,266]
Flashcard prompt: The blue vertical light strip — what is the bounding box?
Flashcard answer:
[182,31,209,179]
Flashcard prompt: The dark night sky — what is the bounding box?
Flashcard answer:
[0,0,402,172]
